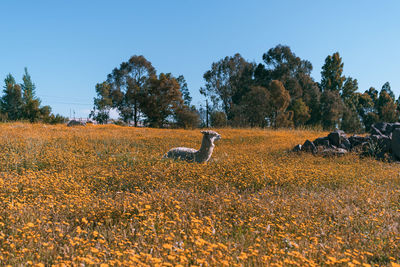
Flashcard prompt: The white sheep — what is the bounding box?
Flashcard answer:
[163,130,221,163]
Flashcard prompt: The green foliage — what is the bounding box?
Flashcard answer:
[240,86,270,127]
[258,44,313,100]
[320,52,345,92]
[106,55,156,125]
[1,83,23,120]
[90,82,113,124]
[0,70,64,123]
[377,90,398,122]
[269,80,291,127]
[341,105,363,133]
[210,111,227,127]
[139,73,183,128]
[176,75,192,106]
[174,105,200,129]
[202,53,255,120]
[320,90,343,130]
[290,98,310,127]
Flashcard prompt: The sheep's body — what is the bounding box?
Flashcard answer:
[163,130,221,163]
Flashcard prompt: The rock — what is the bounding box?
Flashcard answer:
[370,125,383,136]
[292,144,302,152]
[341,138,351,150]
[391,128,400,159]
[320,148,348,157]
[391,123,400,134]
[313,137,330,147]
[67,120,86,127]
[377,135,392,153]
[373,122,392,135]
[349,135,365,147]
[328,130,346,147]
[302,140,316,153]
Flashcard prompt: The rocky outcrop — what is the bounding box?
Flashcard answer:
[292,122,400,161]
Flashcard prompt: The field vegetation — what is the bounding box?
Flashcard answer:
[0,123,399,266]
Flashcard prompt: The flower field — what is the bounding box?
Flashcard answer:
[0,123,399,266]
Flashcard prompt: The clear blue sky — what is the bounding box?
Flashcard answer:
[1,0,399,119]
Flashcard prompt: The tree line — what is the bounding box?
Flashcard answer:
[0,68,67,123]
[92,45,400,132]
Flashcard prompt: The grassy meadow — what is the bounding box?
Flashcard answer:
[0,123,399,266]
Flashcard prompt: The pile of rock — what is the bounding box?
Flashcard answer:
[293,122,400,160]
[67,120,86,127]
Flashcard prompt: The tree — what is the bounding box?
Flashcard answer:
[20,68,42,122]
[381,81,395,100]
[290,98,310,127]
[320,52,345,92]
[210,111,227,127]
[341,77,358,101]
[139,73,183,128]
[241,86,271,127]
[299,75,321,125]
[21,67,35,104]
[174,105,200,129]
[341,105,363,133]
[320,90,343,129]
[176,75,192,106]
[268,80,291,127]
[107,55,156,126]
[1,82,23,120]
[356,92,376,131]
[90,82,113,124]
[256,44,313,100]
[377,89,398,122]
[202,53,255,121]
[4,74,16,88]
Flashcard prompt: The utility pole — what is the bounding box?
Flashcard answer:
[206,99,209,128]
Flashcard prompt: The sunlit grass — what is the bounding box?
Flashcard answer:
[0,123,399,266]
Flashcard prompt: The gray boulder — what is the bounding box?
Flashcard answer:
[391,128,400,159]
[349,135,367,147]
[328,130,346,147]
[301,140,316,153]
[67,120,86,127]
[313,137,330,147]
[292,144,302,152]
[370,125,383,136]
[373,122,392,136]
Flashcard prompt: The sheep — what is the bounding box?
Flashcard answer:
[163,130,221,163]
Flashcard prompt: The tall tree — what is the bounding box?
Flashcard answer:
[341,77,358,101]
[256,44,313,100]
[107,55,156,126]
[21,67,36,103]
[320,90,343,129]
[139,73,183,128]
[241,86,271,127]
[320,52,345,92]
[381,81,395,100]
[90,81,113,124]
[377,89,398,122]
[290,98,310,127]
[176,75,192,106]
[202,53,255,121]
[4,74,16,88]
[20,68,42,122]
[268,80,291,127]
[2,76,23,120]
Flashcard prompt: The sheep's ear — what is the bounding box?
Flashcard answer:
[200,131,206,134]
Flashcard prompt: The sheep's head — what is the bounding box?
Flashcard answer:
[201,130,221,143]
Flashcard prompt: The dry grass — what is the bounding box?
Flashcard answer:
[0,123,399,266]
